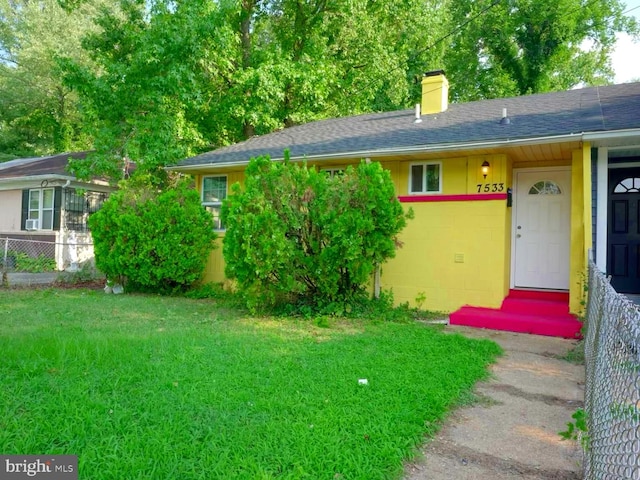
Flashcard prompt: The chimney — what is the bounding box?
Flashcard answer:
[421,70,449,115]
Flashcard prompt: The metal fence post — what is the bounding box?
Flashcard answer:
[1,238,7,286]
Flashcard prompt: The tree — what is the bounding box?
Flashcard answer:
[221,154,412,311]
[0,0,109,157]
[61,0,449,183]
[61,0,218,183]
[443,0,639,101]
[88,177,217,293]
[214,0,449,134]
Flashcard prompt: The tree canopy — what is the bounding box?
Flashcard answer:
[60,0,449,182]
[0,0,109,158]
[0,0,637,172]
[443,0,638,101]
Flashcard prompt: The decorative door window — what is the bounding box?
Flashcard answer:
[613,177,640,193]
[528,181,562,195]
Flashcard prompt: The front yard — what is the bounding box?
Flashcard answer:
[0,289,501,479]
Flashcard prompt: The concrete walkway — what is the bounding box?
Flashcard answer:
[404,326,584,480]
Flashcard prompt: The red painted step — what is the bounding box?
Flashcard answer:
[507,289,569,302]
[500,298,570,316]
[449,290,582,338]
[449,306,582,338]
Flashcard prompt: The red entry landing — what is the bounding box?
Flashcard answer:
[448,289,582,339]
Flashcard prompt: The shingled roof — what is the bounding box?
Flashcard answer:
[0,151,88,179]
[174,82,640,169]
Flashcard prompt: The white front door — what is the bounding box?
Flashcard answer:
[513,168,571,290]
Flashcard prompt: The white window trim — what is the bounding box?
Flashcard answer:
[408,161,442,194]
[201,175,227,231]
[28,187,55,230]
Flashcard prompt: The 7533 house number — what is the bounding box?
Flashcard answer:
[476,183,505,193]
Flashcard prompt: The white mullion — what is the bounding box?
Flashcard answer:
[596,147,607,272]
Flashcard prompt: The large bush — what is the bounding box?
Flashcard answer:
[221,155,411,310]
[89,178,217,293]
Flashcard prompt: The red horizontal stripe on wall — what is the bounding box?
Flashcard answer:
[398,193,508,203]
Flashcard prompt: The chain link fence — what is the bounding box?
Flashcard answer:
[1,237,57,273]
[584,259,640,479]
[1,236,94,274]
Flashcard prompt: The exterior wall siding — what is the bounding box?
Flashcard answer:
[196,150,586,314]
[0,190,23,232]
[198,154,513,312]
[382,198,509,312]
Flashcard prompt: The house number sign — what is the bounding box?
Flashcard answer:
[476,183,505,193]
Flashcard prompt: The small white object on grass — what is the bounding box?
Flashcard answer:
[358,378,368,385]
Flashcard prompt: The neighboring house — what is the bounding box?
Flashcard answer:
[0,151,113,270]
[170,71,640,337]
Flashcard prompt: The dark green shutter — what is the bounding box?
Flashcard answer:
[53,187,62,230]
[21,189,29,230]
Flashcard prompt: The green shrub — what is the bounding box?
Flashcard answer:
[184,282,224,299]
[89,177,217,294]
[560,408,589,451]
[12,252,56,273]
[221,154,412,311]
[56,262,104,285]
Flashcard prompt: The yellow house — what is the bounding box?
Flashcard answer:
[170,72,640,337]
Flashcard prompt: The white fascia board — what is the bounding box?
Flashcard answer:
[583,128,640,146]
[0,175,113,192]
[168,133,586,172]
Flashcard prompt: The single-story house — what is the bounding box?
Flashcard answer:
[0,151,114,270]
[170,72,640,337]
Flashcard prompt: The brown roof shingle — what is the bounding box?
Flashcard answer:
[0,152,88,179]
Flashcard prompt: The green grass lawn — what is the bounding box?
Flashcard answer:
[0,289,501,479]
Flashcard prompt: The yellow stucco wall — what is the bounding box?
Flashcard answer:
[381,154,511,312]
[198,155,513,313]
[382,199,509,312]
[196,148,589,314]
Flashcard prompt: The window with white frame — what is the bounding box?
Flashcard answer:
[28,188,55,230]
[409,162,441,194]
[202,176,227,230]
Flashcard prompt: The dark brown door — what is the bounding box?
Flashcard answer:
[608,168,640,293]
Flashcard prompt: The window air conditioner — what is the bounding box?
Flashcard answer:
[25,219,39,230]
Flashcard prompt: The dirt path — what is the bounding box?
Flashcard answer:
[404,326,584,480]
